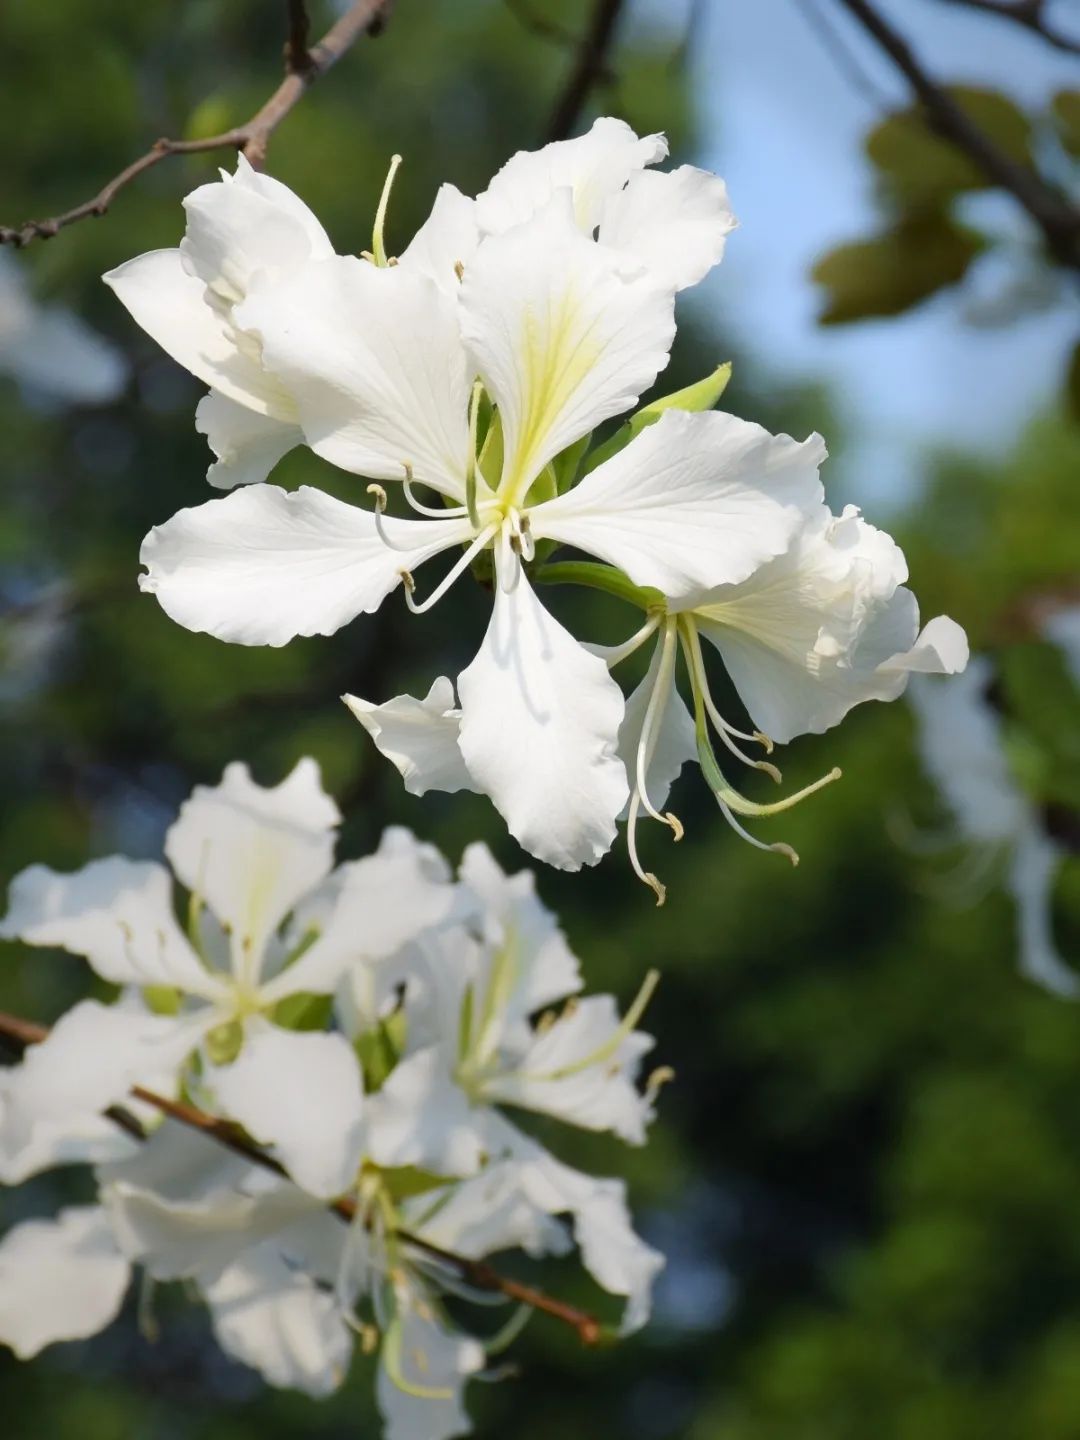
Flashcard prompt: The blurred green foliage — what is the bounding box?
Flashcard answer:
[0,2,1078,1439]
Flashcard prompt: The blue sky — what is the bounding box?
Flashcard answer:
[648,0,1079,509]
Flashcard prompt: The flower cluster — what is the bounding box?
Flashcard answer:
[0,760,663,1437]
[105,119,968,898]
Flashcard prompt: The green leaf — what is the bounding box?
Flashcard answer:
[582,362,733,475]
[867,87,1032,207]
[813,214,984,324]
[1066,339,1080,425]
[272,991,333,1032]
[1051,91,1080,159]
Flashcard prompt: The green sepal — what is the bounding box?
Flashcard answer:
[477,407,503,489]
[355,1010,407,1091]
[142,985,181,1016]
[524,462,558,507]
[380,1165,449,1203]
[552,431,593,493]
[582,362,733,475]
[204,1019,244,1067]
[272,991,333,1033]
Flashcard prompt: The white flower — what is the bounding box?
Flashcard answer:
[908,656,1076,997]
[136,157,817,871]
[0,759,456,1196]
[0,250,127,404]
[104,155,334,487]
[1043,602,1080,687]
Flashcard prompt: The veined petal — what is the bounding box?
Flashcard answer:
[476,116,667,235]
[0,1207,130,1358]
[599,164,737,292]
[103,249,288,415]
[0,855,219,995]
[237,257,471,499]
[140,484,471,647]
[398,183,480,296]
[164,757,339,971]
[196,390,302,489]
[457,566,628,871]
[204,1246,352,1397]
[262,829,459,1003]
[208,1020,365,1199]
[460,193,676,505]
[534,409,825,598]
[343,677,479,798]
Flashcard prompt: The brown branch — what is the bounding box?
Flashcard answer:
[0,0,392,248]
[832,0,1080,271]
[0,1008,602,1346]
[546,0,627,143]
[936,0,1080,55]
[285,0,314,74]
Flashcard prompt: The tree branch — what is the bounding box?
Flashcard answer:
[833,0,1080,271]
[0,1008,602,1346]
[546,0,626,143]
[0,0,393,248]
[937,0,1080,55]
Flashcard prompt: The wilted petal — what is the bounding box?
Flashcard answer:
[196,390,302,489]
[104,249,287,414]
[209,1020,365,1199]
[476,116,667,235]
[140,484,470,646]
[599,164,736,292]
[535,410,825,599]
[460,194,675,504]
[0,855,218,994]
[398,183,480,296]
[237,258,471,498]
[204,1246,352,1397]
[0,1207,130,1358]
[343,678,479,799]
[457,568,628,870]
[164,757,338,964]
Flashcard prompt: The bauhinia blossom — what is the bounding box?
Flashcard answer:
[908,657,1077,997]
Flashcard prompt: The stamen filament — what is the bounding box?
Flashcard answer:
[371,153,403,268]
[465,381,483,530]
[682,620,781,781]
[405,524,497,614]
[594,612,662,670]
[626,791,667,906]
[367,484,421,554]
[635,622,683,833]
[526,967,662,1080]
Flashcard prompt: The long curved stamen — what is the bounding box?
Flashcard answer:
[522,967,662,1080]
[596,612,663,670]
[371,153,403,268]
[465,381,483,530]
[405,524,498,615]
[400,462,467,519]
[718,797,800,866]
[626,791,667,906]
[682,621,781,781]
[366,484,424,554]
[636,622,684,835]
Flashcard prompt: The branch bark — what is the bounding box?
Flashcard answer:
[833,0,1080,271]
[0,1008,602,1346]
[0,0,393,248]
[937,0,1080,55]
[546,0,626,143]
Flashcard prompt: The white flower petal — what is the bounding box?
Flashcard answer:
[571,1178,664,1335]
[196,390,302,489]
[204,1246,352,1397]
[398,183,480,296]
[1009,828,1078,998]
[103,249,286,414]
[599,164,736,291]
[536,409,825,599]
[209,1020,365,1199]
[460,194,675,504]
[366,1049,485,1178]
[377,1274,485,1440]
[402,1162,569,1262]
[237,257,471,498]
[1,1001,205,1155]
[0,1207,130,1358]
[0,854,217,994]
[163,757,338,964]
[0,1076,136,1184]
[457,567,628,870]
[476,116,667,235]
[877,612,970,676]
[140,484,470,646]
[343,677,479,798]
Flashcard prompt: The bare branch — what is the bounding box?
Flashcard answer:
[0,1008,603,1346]
[285,0,314,74]
[832,0,1080,272]
[937,0,1080,56]
[546,0,627,143]
[1,0,393,248]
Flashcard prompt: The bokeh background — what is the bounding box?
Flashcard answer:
[2,0,1079,1436]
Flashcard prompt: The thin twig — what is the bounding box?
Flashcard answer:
[796,0,892,108]
[285,0,314,74]
[937,0,1080,55]
[0,0,392,248]
[546,0,627,143]
[832,0,1080,271]
[0,1009,602,1345]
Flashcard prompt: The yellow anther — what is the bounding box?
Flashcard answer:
[367,483,388,512]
